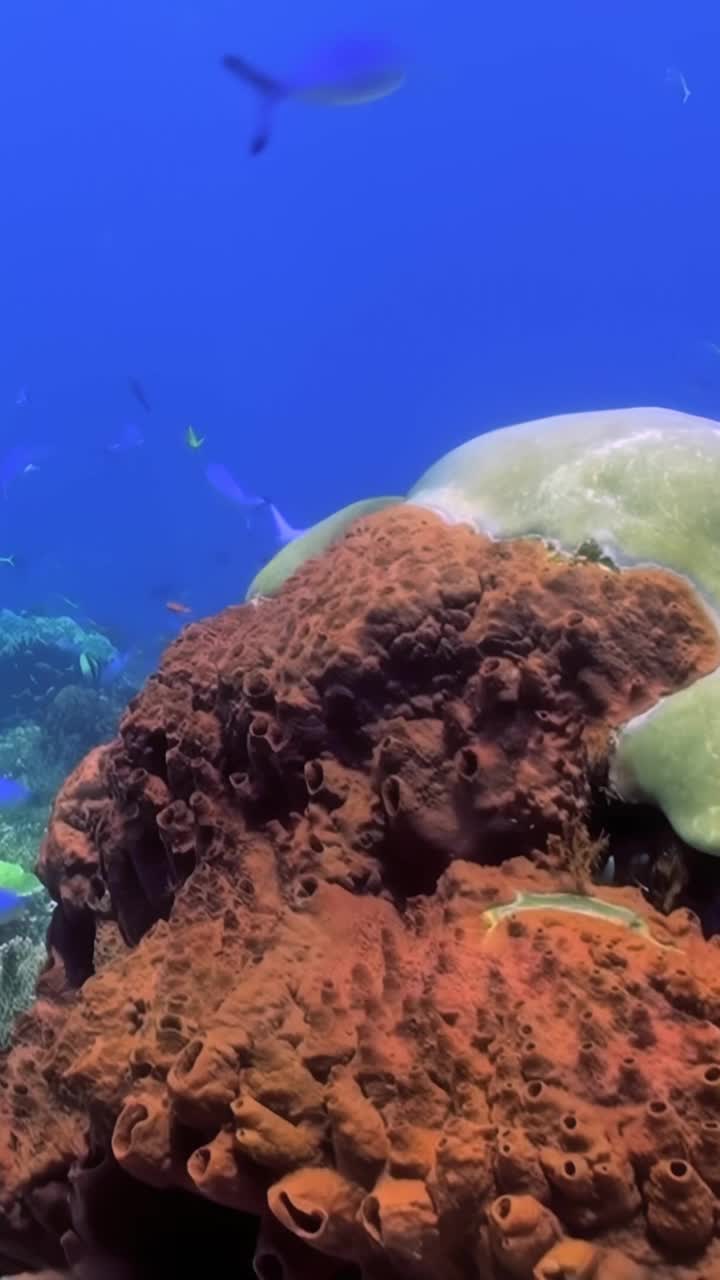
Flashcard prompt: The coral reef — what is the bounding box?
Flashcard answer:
[0,934,46,1048]
[0,611,116,725]
[0,611,135,1055]
[39,507,720,943]
[0,611,136,797]
[1,507,720,1277]
[0,850,52,1047]
[611,665,720,855]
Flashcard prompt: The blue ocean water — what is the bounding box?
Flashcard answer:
[0,0,718,654]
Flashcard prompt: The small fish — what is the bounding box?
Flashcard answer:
[185,425,205,450]
[0,776,31,809]
[666,66,691,104]
[0,888,23,925]
[205,462,264,507]
[98,650,132,686]
[222,35,406,154]
[79,652,99,681]
[107,423,144,452]
[0,444,48,496]
[0,555,14,567]
[165,600,193,615]
[128,377,152,412]
[14,386,29,408]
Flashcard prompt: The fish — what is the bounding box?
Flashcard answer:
[14,386,29,408]
[165,600,192,615]
[206,463,303,545]
[0,888,23,925]
[205,462,264,507]
[128,377,152,412]
[222,35,406,154]
[0,776,31,809]
[98,650,132,686]
[0,444,48,496]
[107,423,144,452]
[79,652,98,681]
[76,647,131,686]
[0,555,14,567]
[185,425,205,450]
[666,66,691,104]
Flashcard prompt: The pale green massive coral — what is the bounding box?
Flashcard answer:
[409,406,720,610]
[610,669,720,856]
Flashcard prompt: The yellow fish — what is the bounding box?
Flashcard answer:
[185,425,205,450]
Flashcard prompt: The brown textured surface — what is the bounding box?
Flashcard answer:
[2,506,720,1278]
[39,506,720,945]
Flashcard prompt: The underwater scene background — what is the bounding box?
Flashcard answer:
[3,0,720,634]
[3,1,720,1277]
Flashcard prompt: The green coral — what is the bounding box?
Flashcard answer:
[408,407,720,607]
[610,669,720,856]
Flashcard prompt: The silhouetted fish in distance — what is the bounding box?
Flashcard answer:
[205,462,305,545]
[0,443,49,496]
[222,35,406,154]
[205,462,264,507]
[128,377,152,412]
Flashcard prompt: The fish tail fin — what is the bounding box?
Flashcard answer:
[222,54,285,97]
[267,503,302,547]
[222,54,285,154]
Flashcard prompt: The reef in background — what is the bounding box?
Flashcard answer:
[0,611,138,1047]
[0,507,719,1277]
[0,609,135,795]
